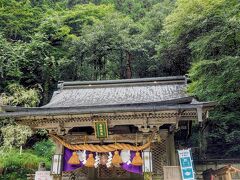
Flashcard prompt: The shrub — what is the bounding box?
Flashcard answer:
[0,148,51,179]
[33,139,55,161]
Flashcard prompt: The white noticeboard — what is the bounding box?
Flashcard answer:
[35,171,53,180]
[178,149,195,180]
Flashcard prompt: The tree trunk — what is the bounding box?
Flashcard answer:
[126,51,132,79]
[120,51,125,79]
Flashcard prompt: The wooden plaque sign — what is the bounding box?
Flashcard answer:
[94,121,108,138]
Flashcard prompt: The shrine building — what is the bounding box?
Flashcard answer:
[0,76,215,180]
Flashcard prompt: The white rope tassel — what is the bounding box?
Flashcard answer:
[106,152,112,168]
[82,150,87,165]
[94,152,100,168]
[127,159,131,165]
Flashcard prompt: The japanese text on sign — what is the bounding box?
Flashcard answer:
[94,121,108,138]
[178,149,195,180]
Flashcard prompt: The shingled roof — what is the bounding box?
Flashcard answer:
[0,76,215,117]
[44,76,188,108]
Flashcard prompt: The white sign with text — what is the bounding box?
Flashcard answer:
[35,171,53,180]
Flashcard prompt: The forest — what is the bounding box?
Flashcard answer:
[0,0,239,179]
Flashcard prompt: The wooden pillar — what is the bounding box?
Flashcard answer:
[53,142,64,180]
[87,167,96,180]
[55,142,64,154]
[166,133,177,166]
[226,171,232,180]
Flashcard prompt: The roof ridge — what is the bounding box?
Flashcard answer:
[58,76,187,89]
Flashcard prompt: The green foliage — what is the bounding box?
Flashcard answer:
[0,149,51,169]
[101,0,162,20]
[188,56,240,157]
[33,139,56,161]
[0,34,24,87]
[1,124,32,148]
[156,0,240,75]
[188,57,240,104]
[164,0,226,38]
[0,149,51,180]
[2,84,40,107]
[64,4,114,35]
[0,167,33,180]
[62,12,141,80]
[0,0,239,161]
[157,0,240,158]
[0,0,175,100]
[0,0,43,40]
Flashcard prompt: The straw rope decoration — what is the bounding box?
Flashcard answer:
[131,133,143,166]
[49,133,154,153]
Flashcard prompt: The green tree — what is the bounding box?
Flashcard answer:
[0,34,24,90]
[0,0,43,41]
[163,0,240,157]
[61,12,147,80]
[157,0,240,75]
[2,84,40,107]
[188,57,240,157]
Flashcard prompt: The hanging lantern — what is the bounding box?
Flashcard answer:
[100,153,108,165]
[142,148,153,172]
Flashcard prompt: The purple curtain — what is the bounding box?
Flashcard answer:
[121,151,142,174]
[63,148,83,171]
[63,148,142,174]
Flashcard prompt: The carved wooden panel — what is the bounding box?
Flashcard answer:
[16,110,198,130]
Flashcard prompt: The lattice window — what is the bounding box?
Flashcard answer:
[64,166,140,179]
[98,165,130,178]
[66,167,88,180]
[152,139,168,178]
[98,165,113,178]
[114,167,129,178]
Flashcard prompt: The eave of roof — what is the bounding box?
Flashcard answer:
[0,101,216,118]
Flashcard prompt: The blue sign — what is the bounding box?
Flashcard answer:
[178,149,195,180]
[182,168,194,179]
[180,157,192,168]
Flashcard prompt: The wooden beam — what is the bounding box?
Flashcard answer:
[59,131,168,144]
